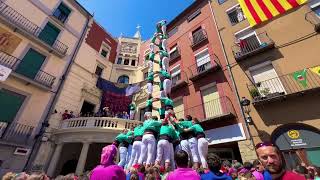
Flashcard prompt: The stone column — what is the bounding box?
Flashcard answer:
[75,142,90,175]
[47,143,64,177]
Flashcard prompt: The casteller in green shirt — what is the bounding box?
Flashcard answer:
[143,119,162,134]
[134,125,144,137]
[189,124,204,134]
[160,97,174,107]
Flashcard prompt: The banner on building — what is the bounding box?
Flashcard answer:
[96,78,141,114]
[238,0,308,26]
[293,69,307,88]
[0,64,12,81]
[0,27,22,54]
[309,66,320,76]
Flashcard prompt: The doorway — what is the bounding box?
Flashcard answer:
[80,101,95,116]
[60,159,77,175]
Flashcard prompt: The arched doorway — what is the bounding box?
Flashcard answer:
[60,159,78,175]
[271,123,320,169]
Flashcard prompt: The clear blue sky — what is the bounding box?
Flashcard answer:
[77,0,195,40]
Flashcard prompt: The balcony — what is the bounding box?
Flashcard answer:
[190,29,208,48]
[188,54,221,81]
[232,32,275,62]
[247,66,320,105]
[0,1,68,56]
[305,10,320,32]
[60,117,140,132]
[169,47,181,62]
[0,51,56,88]
[0,122,34,145]
[175,96,235,122]
[171,70,189,91]
[227,6,246,25]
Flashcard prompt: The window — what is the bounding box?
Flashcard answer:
[218,0,228,4]
[0,88,26,123]
[173,98,184,119]
[188,9,201,22]
[100,49,108,58]
[195,49,211,73]
[143,72,148,80]
[168,26,178,37]
[139,107,146,121]
[53,3,71,23]
[249,62,286,97]
[38,22,61,46]
[124,59,130,65]
[313,6,320,16]
[171,65,181,86]
[226,4,245,25]
[201,85,222,118]
[169,45,179,58]
[235,28,261,54]
[131,59,136,66]
[117,75,129,84]
[191,27,207,46]
[16,48,46,79]
[95,66,103,77]
[117,58,123,65]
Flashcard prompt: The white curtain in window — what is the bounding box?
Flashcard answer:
[195,49,210,67]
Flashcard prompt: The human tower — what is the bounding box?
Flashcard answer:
[113,20,209,172]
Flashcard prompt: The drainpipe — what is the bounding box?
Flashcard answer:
[23,15,93,171]
[207,0,254,144]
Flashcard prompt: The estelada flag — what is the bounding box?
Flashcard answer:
[293,69,308,88]
[238,0,308,26]
[310,66,320,76]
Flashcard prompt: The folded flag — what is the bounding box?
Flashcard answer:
[310,66,320,76]
[238,0,308,26]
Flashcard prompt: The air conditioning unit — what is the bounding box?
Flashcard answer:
[14,148,30,156]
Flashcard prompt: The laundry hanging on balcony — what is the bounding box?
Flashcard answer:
[292,69,308,88]
[96,78,141,114]
[238,0,308,26]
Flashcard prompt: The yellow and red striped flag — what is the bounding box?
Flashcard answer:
[238,0,308,26]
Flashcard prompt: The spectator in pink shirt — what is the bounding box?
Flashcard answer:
[166,150,200,180]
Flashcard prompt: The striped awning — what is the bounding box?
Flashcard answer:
[238,0,308,26]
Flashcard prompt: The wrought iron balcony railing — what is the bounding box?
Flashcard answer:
[169,47,181,61]
[0,122,34,145]
[188,54,221,80]
[232,32,275,61]
[305,10,320,32]
[190,29,208,47]
[0,51,56,88]
[0,1,68,56]
[247,65,320,105]
[174,96,235,122]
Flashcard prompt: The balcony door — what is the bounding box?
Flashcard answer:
[250,63,286,96]
[201,85,222,119]
[173,98,184,119]
[16,48,46,79]
[38,22,60,46]
[195,49,211,73]
[0,88,25,123]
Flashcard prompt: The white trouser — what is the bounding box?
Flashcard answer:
[162,57,169,72]
[162,25,167,36]
[127,141,143,168]
[125,144,132,169]
[156,139,171,163]
[163,79,172,97]
[180,139,191,157]
[150,43,155,53]
[188,137,200,163]
[139,134,156,165]
[148,61,153,73]
[162,39,167,51]
[160,90,166,98]
[198,137,209,169]
[170,143,175,169]
[147,82,153,95]
[118,146,127,167]
[129,110,135,120]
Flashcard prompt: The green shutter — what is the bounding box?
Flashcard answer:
[16,49,46,79]
[38,22,60,46]
[0,89,25,123]
[59,3,71,16]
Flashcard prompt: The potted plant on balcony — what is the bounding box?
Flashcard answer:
[249,87,261,101]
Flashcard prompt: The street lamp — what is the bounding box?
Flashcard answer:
[240,97,252,123]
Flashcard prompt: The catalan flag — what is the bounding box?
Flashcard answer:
[238,0,308,26]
